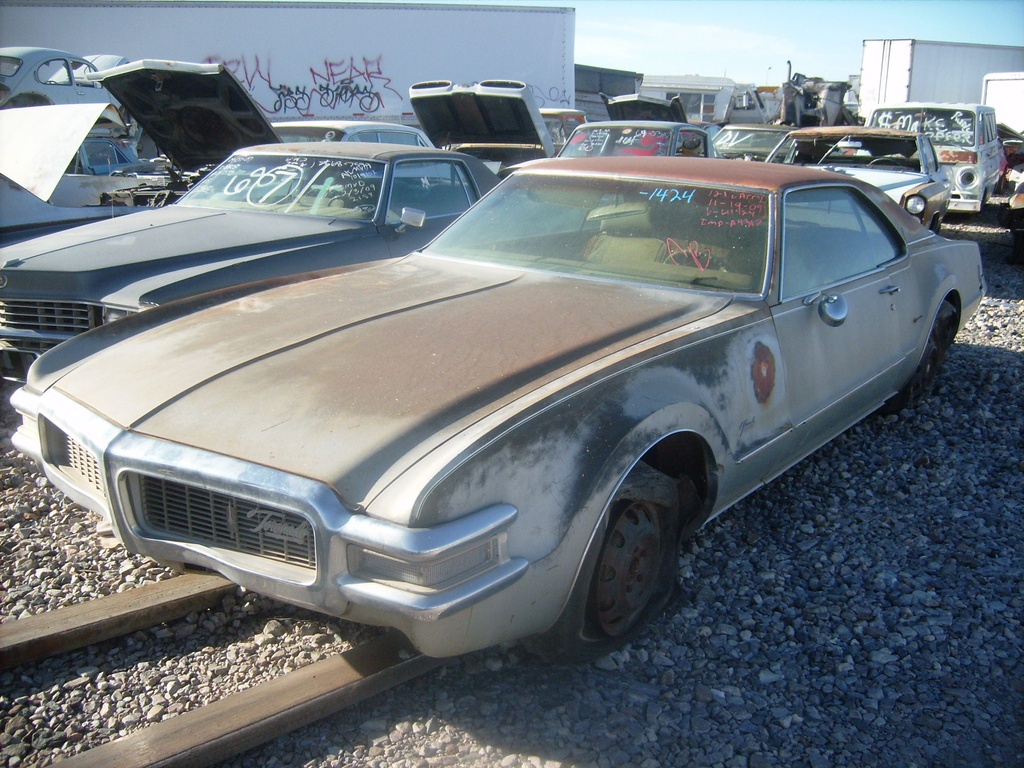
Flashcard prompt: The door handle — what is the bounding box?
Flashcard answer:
[879,285,901,295]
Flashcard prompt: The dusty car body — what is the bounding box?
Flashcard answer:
[0,47,113,109]
[409,80,554,172]
[767,126,951,231]
[0,142,497,380]
[0,103,150,244]
[272,120,433,147]
[558,120,712,159]
[13,158,983,662]
[712,124,791,161]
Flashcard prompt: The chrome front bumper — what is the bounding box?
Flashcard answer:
[11,386,528,627]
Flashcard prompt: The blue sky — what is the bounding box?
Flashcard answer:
[426,0,1024,84]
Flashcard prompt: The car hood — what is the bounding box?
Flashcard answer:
[602,93,689,123]
[0,103,117,202]
[819,165,929,200]
[409,80,553,156]
[40,255,731,518]
[89,60,279,172]
[0,205,374,304]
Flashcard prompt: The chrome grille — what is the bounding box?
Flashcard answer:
[46,422,105,497]
[0,300,101,341]
[134,475,316,571]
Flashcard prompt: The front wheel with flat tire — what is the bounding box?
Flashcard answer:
[527,466,684,663]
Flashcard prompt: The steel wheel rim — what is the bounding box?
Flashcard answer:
[594,501,662,637]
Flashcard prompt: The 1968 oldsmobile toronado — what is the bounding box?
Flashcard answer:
[12,158,984,661]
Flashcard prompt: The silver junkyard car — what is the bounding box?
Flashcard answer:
[12,158,984,662]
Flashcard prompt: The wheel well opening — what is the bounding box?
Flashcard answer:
[639,432,715,529]
[943,290,962,322]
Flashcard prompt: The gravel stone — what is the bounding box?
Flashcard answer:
[1,209,1021,767]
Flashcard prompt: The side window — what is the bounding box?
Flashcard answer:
[781,186,902,299]
[36,58,74,86]
[387,160,474,222]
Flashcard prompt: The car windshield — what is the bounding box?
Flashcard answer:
[714,128,788,157]
[425,172,769,293]
[178,153,385,219]
[562,126,685,157]
[869,107,977,149]
[771,135,922,170]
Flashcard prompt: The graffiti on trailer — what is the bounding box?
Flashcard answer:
[527,83,571,109]
[208,54,403,117]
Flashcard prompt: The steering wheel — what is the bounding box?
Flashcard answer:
[869,156,914,168]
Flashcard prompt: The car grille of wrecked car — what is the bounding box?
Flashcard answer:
[135,476,317,570]
[47,425,317,572]
[0,300,101,353]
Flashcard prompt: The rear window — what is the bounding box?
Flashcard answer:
[275,126,348,142]
[0,56,22,77]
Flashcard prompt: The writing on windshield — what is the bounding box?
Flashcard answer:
[871,108,976,148]
[181,154,385,218]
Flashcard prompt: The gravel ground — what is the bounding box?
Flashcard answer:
[1,208,1022,768]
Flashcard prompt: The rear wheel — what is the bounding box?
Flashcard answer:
[883,300,958,413]
[528,465,685,663]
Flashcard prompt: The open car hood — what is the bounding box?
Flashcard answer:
[409,80,553,156]
[601,93,689,123]
[87,59,279,172]
[0,103,120,202]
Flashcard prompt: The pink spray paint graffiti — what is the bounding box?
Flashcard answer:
[207,54,403,117]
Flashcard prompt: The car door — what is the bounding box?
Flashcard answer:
[770,185,915,450]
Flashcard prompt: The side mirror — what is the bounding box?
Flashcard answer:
[397,207,426,232]
[817,293,848,327]
[803,291,848,326]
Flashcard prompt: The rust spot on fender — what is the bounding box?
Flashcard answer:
[752,341,775,403]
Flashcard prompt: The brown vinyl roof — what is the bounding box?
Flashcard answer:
[513,155,854,193]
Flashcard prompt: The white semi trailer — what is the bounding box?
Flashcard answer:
[0,0,575,123]
[859,39,1024,119]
